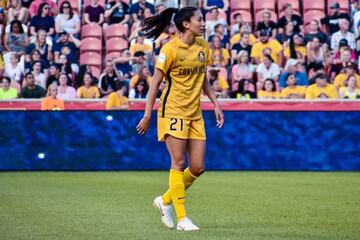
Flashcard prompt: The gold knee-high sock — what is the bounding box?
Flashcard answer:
[162,168,198,205]
[169,169,186,221]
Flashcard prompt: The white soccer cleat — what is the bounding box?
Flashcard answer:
[176,217,200,231]
[153,196,175,229]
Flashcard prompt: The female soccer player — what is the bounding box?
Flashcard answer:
[136,7,224,231]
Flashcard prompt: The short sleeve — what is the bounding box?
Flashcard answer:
[205,42,212,65]
[155,44,175,75]
[250,43,259,58]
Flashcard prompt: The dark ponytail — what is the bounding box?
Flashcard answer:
[289,35,297,59]
[142,6,199,39]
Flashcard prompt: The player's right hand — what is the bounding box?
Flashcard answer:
[136,117,151,135]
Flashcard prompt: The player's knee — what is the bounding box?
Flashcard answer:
[171,158,186,171]
[191,166,205,177]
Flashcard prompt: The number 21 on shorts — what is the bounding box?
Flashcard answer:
[170,118,184,131]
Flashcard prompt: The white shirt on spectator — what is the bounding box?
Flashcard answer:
[256,62,281,80]
[331,31,356,50]
[55,14,80,35]
[57,86,77,100]
[33,73,46,89]
[353,11,360,38]
[205,19,227,38]
[5,64,24,83]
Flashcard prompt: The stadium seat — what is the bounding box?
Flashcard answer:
[58,0,80,13]
[80,52,101,68]
[81,23,102,40]
[255,10,277,25]
[327,0,350,14]
[230,0,251,11]
[303,0,325,14]
[83,0,105,8]
[230,10,252,25]
[105,52,121,62]
[304,10,325,26]
[80,38,102,54]
[105,24,129,40]
[106,38,128,55]
[90,66,101,79]
[253,0,275,14]
[277,0,300,13]
[205,9,227,21]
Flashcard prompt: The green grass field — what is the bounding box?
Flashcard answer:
[0,172,359,240]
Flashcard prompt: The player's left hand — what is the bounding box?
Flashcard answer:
[136,116,151,135]
[215,106,224,128]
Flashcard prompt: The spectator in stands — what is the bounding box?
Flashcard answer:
[130,32,153,55]
[29,3,55,42]
[129,66,152,91]
[154,23,176,56]
[205,6,227,38]
[55,1,81,38]
[231,32,251,64]
[3,20,29,55]
[321,2,351,35]
[231,50,254,90]
[353,2,360,38]
[76,65,99,88]
[208,23,229,49]
[7,0,28,23]
[339,74,360,99]
[331,18,356,51]
[279,59,309,89]
[202,0,229,12]
[231,78,256,99]
[304,20,327,45]
[53,30,81,74]
[256,10,277,39]
[230,12,244,36]
[256,54,281,91]
[277,3,303,34]
[257,79,280,99]
[307,37,326,65]
[104,0,130,29]
[58,53,73,81]
[46,63,60,88]
[57,72,76,100]
[129,78,148,99]
[130,0,155,24]
[130,6,153,35]
[251,30,283,66]
[29,0,57,17]
[84,0,105,25]
[307,62,326,84]
[4,53,23,84]
[98,60,123,97]
[41,83,64,110]
[25,29,52,66]
[331,48,353,78]
[20,72,46,98]
[305,73,338,99]
[31,60,46,89]
[155,0,178,9]
[77,73,100,98]
[0,76,18,99]
[113,49,133,80]
[25,49,49,74]
[280,73,306,99]
[208,69,229,98]
[284,33,307,66]
[210,35,230,67]
[333,62,360,89]
[333,39,357,63]
[131,50,149,75]
[0,15,4,53]
[106,80,129,110]
[276,21,295,46]
[230,22,256,46]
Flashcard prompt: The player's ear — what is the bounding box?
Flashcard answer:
[182,20,190,30]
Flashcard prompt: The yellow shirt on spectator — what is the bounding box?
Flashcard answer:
[339,87,360,99]
[280,86,307,98]
[284,46,307,58]
[218,76,229,90]
[251,39,283,64]
[106,92,128,110]
[0,55,4,69]
[129,75,152,88]
[0,87,18,99]
[230,33,257,46]
[77,86,100,98]
[333,74,360,88]
[210,48,230,66]
[41,97,64,110]
[130,43,152,55]
[257,90,281,99]
[305,83,338,99]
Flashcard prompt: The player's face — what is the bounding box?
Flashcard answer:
[188,10,205,37]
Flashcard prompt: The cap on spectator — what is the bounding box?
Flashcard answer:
[134,51,145,57]
[339,39,349,47]
[329,2,340,9]
[59,30,68,35]
[345,62,356,69]
[286,58,299,67]
[259,29,270,37]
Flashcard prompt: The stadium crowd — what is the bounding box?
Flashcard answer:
[1,0,360,107]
